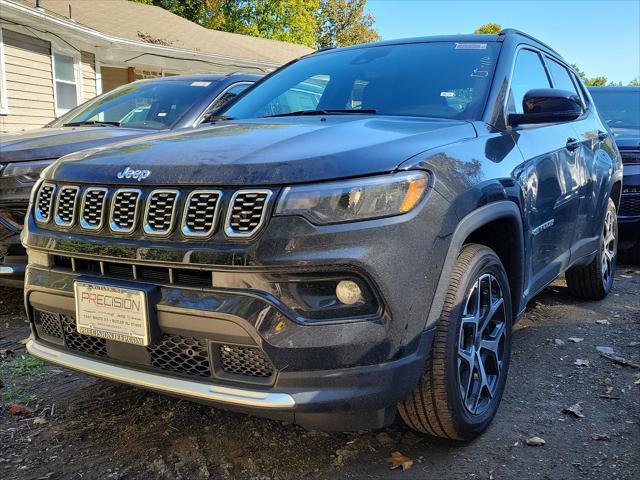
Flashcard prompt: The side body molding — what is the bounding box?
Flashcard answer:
[425,201,525,329]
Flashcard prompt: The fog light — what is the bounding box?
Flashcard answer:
[336,280,363,305]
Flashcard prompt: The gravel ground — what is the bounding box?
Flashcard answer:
[1,267,639,480]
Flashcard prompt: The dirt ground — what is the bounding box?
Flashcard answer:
[1,267,639,480]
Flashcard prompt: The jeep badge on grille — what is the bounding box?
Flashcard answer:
[117,166,151,182]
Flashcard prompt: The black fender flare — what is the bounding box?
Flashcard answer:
[425,200,525,329]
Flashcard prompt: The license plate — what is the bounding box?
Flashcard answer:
[74,281,150,346]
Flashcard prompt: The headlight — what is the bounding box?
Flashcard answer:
[275,171,429,225]
[1,160,52,182]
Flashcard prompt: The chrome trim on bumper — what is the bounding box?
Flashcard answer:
[27,338,295,409]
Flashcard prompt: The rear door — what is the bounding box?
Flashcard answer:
[509,48,581,294]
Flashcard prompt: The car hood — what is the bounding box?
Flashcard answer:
[45,117,476,185]
[0,127,154,162]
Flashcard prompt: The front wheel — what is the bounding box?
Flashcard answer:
[398,244,512,440]
[566,198,618,300]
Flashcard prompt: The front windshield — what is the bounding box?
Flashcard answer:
[590,89,640,130]
[223,42,500,120]
[51,80,219,130]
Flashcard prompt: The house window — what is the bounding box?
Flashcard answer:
[0,29,9,115]
[53,52,81,115]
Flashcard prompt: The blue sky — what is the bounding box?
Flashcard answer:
[366,0,640,84]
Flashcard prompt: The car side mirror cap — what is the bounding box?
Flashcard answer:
[508,88,583,126]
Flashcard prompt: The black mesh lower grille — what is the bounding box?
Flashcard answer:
[219,344,274,378]
[147,335,211,378]
[620,195,640,216]
[38,310,64,338]
[60,314,107,357]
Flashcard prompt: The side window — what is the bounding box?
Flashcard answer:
[203,83,252,119]
[545,57,580,97]
[508,49,551,114]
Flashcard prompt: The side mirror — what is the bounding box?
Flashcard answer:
[508,89,583,126]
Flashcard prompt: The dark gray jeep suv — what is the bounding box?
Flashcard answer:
[22,29,622,439]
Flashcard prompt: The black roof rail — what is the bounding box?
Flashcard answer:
[499,28,562,57]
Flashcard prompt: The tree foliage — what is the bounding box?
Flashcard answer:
[473,23,502,34]
[316,0,380,48]
[130,0,379,48]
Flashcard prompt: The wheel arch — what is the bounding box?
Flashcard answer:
[425,201,525,329]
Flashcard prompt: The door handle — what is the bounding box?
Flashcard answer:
[566,138,580,152]
[598,130,608,141]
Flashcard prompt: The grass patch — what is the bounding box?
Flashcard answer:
[10,354,44,376]
[0,386,37,405]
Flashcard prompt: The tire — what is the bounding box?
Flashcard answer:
[566,198,618,300]
[398,244,512,440]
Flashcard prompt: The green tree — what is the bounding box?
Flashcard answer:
[629,78,640,86]
[316,0,380,48]
[220,0,319,47]
[572,64,609,86]
[130,0,209,24]
[474,23,502,34]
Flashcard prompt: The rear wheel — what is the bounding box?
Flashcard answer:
[566,198,618,300]
[398,244,512,440]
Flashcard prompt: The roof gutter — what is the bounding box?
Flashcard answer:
[0,0,283,70]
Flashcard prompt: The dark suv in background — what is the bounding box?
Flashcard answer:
[0,73,258,287]
[589,86,640,262]
[23,29,622,439]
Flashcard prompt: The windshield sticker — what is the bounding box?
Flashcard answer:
[456,43,487,50]
[440,91,455,97]
[190,81,211,87]
[157,112,167,117]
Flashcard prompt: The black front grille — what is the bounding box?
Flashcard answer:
[620,194,640,216]
[620,149,640,164]
[81,188,107,229]
[60,314,108,357]
[182,190,221,237]
[147,335,211,378]
[35,183,55,223]
[219,344,274,378]
[145,190,179,235]
[226,191,271,237]
[111,190,140,233]
[54,186,79,226]
[37,310,64,339]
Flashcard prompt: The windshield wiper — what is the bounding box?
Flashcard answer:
[261,109,377,118]
[63,120,121,127]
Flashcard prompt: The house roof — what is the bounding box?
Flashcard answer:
[11,0,312,66]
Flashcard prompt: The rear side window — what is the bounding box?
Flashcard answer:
[508,49,551,114]
[545,57,579,96]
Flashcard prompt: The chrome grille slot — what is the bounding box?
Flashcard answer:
[80,188,107,230]
[143,189,179,236]
[110,189,141,234]
[181,190,222,238]
[225,190,272,238]
[54,185,79,227]
[35,183,56,224]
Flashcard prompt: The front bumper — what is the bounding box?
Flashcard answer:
[22,187,453,428]
[0,216,25,288]
[619,165,640,244]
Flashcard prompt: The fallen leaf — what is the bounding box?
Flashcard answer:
[6,403,33,415]
[554,339,565,347]
[19,338,29,345]
[0,378,4,388]
[0,349,15,360]
[574,359,590,367]
[33,417,48,425]
[568,337,584,343]
[628,342,639,347]
[562,402,585,418]
[526,436,546,446]
[387,451,413,471]
[596,319,611,325]
[591,433,610,441]
[634,373,640,385]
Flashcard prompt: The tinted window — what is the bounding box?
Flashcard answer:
[590,89,640,130]
[508,49,551,114]
[223,42,501,120]
[51,80,220,130]
[546,57,579,96]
